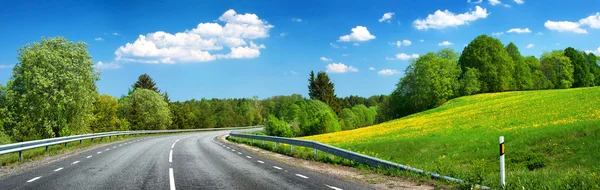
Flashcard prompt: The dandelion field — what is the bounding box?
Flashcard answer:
[304,87,600,189]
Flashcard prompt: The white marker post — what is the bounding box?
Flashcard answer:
[500,136,505,188]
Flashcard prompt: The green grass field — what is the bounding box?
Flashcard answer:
[303,87,600,189]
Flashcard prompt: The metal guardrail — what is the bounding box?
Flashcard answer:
[0,126,261,162]
[229,132,490,189]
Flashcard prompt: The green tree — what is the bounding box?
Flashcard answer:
[460,67,481,96]
[6,37,99,141]
[524,56,553,90]
[339,108,356,130]
[298,100,340,136]
[540,51,574,89]
[264,115,294,137]
[132,73,160,93]
[119,89,171,130]
[459,35,515,92]
[564,47,593,87]
[91,95,121,132]
[585,53,600,85]
[506,42,534,90]
[307,71,341,114]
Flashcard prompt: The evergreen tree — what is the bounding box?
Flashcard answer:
[307,71,341,114]
[133,73,160,93]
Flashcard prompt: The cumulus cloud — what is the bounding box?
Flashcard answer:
[378,69,400,76]
[292,18,303,22]
[584,47,600,54]
[438,41,453,46]
[492,32,504,36]
[94,61,121,69]
[114,9,272,64]
[95,37,104,41]
[467,0,483,3]
[526,44,535,48]
[338,26,376,42]
[507,28,531,33]
[394,40,412,47]
[326,63,359,73]
[320,57,332,62]
[514,0,524,4]
[489,0,502,5]
[413,6,489,30]
[544,21,587,34]
[369,67,375,71]
[579,13,600,29]
[386,53,419,61]
[379,12,395,23]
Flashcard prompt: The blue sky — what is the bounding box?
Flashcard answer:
[1,0,599,101]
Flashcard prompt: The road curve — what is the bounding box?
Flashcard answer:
[0,130,372,190]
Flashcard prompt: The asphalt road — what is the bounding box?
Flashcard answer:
[0,130,372,190]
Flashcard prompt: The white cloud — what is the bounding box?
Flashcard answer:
[292,18,303,22]
[584,47,600,54]
[420,39,424,42]
[413,6,489,30]
[394,40,412,47]
[290,70,297,75]
[378,69,400,76]
[544,20,587,34]
[114,9,273,64]
[338,26,376,42]
[94,61,121,69]
[379,12,395,23]
[514,0,524,4]
[526,44,535,48]
[369,67,375,71]
[320,57,332,62]
[0,64,14,69]
[387,53,419,61]
[326,63,359,73]
[507,28,531,33]
[489,0,502,6]
[492,32,504,36]
[579,13,600,29]
[279,33,287,37]
[353,43,359,46]
[467,0,483,3]
[536,32,543,35]
[438,41,453,46]
[112,32,119,36]
[95,37,104,41]
[330,42,340,48]
[342,53,350,57]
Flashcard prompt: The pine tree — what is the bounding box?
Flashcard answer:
[133,73,160,93]
[307,71,341,114]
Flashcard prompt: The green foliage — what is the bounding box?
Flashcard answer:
[507,42,534,90]
[308,71,341,114]
[6,37,98,141]
[118,89,171,130]
[564,47,593,87]
[132,73,160,93]
[295,100,341,136]
[585,53,600,86]
[340,104,377,130]
[540,51,574,89]
[459,34,515,92]
[264,115,295,137]
[91,95,121,132]
[524,56,553,90]
[460,67,481,96]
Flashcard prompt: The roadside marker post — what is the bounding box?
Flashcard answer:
[500,136,505,188]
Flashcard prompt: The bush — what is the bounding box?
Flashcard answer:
[264,115,294,137]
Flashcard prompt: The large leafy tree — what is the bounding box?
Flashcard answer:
[118,89,171,130]
[459,35,515,92]
[524,56,553,90]
[540,51,574,89]
[307,71,341,114]
[6,37,99,141]
[564,47,593,87]
[585,53,600,85]
[506,42,534,90]
[91,95,121,132]
[132,73,160,93]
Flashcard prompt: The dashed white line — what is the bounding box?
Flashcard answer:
[105,148,110,151]
[325,185,343,190]
[86,155,92,159]
[246,156,252,159]
[295,174,309,179]
[27,176,41,183]
[231,149,235,152]
[257,160,265,164]
[54,168,63,172]
[113,146,116,148]
[169,168,176,190]
[169,150,173,163]
[237,152,242,155]
[226,147,230,149]
[72,161,80,165]
[273,166,282,170]
[97,151,102,154]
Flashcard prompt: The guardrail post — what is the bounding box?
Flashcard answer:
[291,145,294,153]
[274,142,278,150]
[500,136,506,188]
[91,138,94,143]
[46,146,49,153]
[262,140,264,146]
[314,148,317,158]
[19,151,22,163]
[65,143,68,149]
[80,140,82,145]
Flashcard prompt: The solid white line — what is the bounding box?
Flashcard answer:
[257,160,265,164]
[171,142,176,149]
[72,161,80,165]
[86,155,92,158]
[295,174,309,179]
[169,168,176,190]
[176,139,180,142]
[237,152,242,155]
[325,185,343,190]
[27,176,41,183]
[54,168,63,172]
[169,150,173,163]
[97,151,102,154]
[273,166,282,170]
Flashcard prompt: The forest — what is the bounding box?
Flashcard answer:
[0,34,598,143]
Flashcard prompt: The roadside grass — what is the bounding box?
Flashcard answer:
[301,87,600,189]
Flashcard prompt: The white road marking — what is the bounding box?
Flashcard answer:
[86,155,92,158]
[325,185,343,190]
[72,161,80,165]
[97,151,102,154]
[295,174,309,179]
[176,139,180,142]
[257,160,265,164]
[226,147,230,149]
[27,176,41,183]
[105,149,110,151]
[169,168,176,190]
[171,142,176,149]
[237,152,242,155]
[169,150,173,163]
[231,149,235,152]
[246,156,252,159]
[54,168,63,172]
[273,166,282,170]
[113,146,116,148]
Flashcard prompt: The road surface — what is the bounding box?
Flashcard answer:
[0,130,372,190]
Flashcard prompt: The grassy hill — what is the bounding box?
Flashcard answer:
[303,87,600,189]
